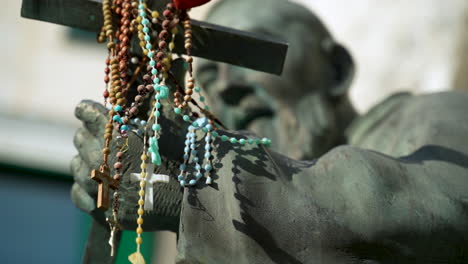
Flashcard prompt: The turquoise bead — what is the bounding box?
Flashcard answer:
[151,68,158,75]
[204,164,212,171]
[143,27,149,33]
[159,85,169,99]
[146,43,152,50]
[144,35,150,41]
[149,60,156,67]
[255,139,261,144]
[174,107,182,115]
[154,110,160,117]
[155,102,161,109]
[112,115,121,122]
[194,86,201,93]
[140,11,146,16]
[153,77,160,84]
[148,51,154,57]
[211,131,218,137]
[152,124,161,131]
[248,139,254,144]
[121,125,129,131]
[202,127,208,133]
[261,138,269,144]
[204,105,210,110]
[192,122,199,128]
[189,179,197,185]
[200,96,205,102]
[183,115,190,121]
[180,180,186,186]
[221,135,228,141]
[142,18,149,25]
[239,138,246,145]
[230,138,238,144]
[178,175,184,181]
[138,4,145,9]
[155,85,161,92]
[114,105,122,112]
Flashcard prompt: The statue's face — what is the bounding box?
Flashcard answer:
[197,1,341,159]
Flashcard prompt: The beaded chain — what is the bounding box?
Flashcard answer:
[92,0,272,262]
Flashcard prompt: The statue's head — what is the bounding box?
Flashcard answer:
[197,0,357,159]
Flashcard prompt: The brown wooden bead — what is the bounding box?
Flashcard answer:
[104,133,112,140]
[184,43,192,49]
[186,56,193,63]
[137,85,145,93]
[159,41,167,49]
[184,95,191,102]
[187,82,195,89]
[146,85,154,92]
[135,95,143,103]
[185,89,193,95]
[117,98,126,105]
[181,102,188,108]
[162,20,170,29]
[159,30,168,40]
[109,98,117,104]
[106,123,113,129]
[103,148,111,155]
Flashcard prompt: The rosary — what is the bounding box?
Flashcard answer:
[89,0,272,263]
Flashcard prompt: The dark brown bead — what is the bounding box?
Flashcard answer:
[135,95,143,103]
[114,162,123,169]
[103,90,110,98]
[130,107,139,115]
[159,41,167,49]
[104,76,110,83]
[156,51,165,60]
[143,74,151,82]
[159,30,168,40]
[145,85,154,92]
[163,10,172,18]
[137,85,145,93]
[106,58,110,65]
[116,151,124,159]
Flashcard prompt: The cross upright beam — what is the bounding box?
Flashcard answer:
[20,0,288,75]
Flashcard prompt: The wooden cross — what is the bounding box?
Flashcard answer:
[91,165,118,211]
[20,0,288,75]
[131,163,170,211]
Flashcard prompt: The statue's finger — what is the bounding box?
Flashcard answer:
[75,100,108,137]
[71,183,96,214]
[74,127,103,169]
[71,155,98,197]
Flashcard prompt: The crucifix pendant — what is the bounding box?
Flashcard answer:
[91,164,119,210]
[107,214,122,257]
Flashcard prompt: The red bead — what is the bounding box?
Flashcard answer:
[103,90,109,98]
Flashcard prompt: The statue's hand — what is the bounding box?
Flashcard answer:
[70,100,183,232]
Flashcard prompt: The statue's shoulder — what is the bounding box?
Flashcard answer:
[346,92,412,146]
[346,91,468,154]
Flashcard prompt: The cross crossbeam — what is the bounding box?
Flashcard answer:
[20,0,288,75]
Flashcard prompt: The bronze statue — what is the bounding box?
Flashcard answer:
[72,0,468,263]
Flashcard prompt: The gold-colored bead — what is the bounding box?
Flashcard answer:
[141,154,147,161]
[171,27,178,35]
[136,16,142,23]
[140,181,146,188]
[137,227,143,234]
[137,208,144,215]
[136,237,143,244]
[143,49,148,55]
[169,42,175,51]
[152,11,159,18]
[137,24,143,31]
[140,163,147,169]
[139,189,145,197]
[138,199,144,205]
[103,148,111,154]
[141,172,147,178]
[139,41,145,48]
[137,218,143,225]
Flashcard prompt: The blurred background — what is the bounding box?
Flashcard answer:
[1,0,467,263]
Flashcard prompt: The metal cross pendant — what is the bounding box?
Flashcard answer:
[106,213,123,257]
[91,164,119,210]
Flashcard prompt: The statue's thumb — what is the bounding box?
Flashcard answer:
[75,100,108,136]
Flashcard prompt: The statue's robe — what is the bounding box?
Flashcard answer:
[175,92,468,264]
